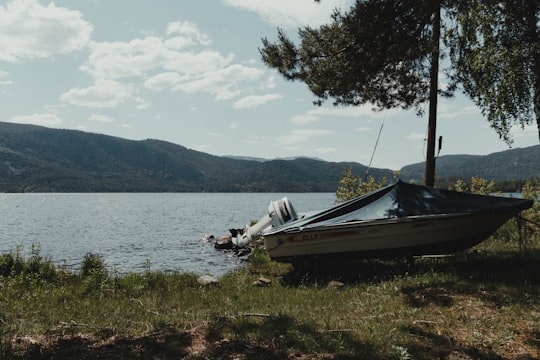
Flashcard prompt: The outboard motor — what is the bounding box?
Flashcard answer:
[232,197,298,247]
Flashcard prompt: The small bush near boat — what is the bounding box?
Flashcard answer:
[0,245,57,281]
[80,252,107,278]
[0,253,17,277]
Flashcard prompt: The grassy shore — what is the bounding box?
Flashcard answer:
[0,234,539,360]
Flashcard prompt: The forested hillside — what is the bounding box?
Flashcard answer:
[400,145,540,185]
[0,122,537,192]
[0,122,390,192]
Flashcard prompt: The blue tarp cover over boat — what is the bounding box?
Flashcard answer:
[260,181,534,261]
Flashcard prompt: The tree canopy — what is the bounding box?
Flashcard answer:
[260,0,539,187]
[260,0,446,186]
[446,0,540,144]
[260,0,443,113]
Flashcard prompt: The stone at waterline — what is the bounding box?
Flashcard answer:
[327,281,345,289]
[252,277,272,287]
[214,235,233,250]
[197,275,218,286]
[201,231,254,259]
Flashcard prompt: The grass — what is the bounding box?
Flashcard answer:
[0,235,539,359]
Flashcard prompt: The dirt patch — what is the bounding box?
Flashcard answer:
[5,325,344,360]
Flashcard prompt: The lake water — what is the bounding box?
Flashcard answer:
[0,193,336,277]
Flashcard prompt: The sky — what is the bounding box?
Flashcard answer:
[0,0,538,171]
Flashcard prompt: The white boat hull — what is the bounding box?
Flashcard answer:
[263,212,515,261]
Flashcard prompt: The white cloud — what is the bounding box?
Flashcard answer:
[82,37,172,79]
[306,105,396,118]
[166,21,212,46]
[355,127,371,132]
[7,113,63,126]
[80,25,265,103]
[242,135,264,144]
[171,64,264,100]
[510,123,538,139]
[0,0,92,62]
[289,104,394,126]
[277,128,333,146]
[314,147,336,155]
[43,104,65,114]
[233,93,282,109]
[166,50,236,74]
[222,0,355,28]
[265,76,277,89]
[144,72,183,92]
[438,104,479,119]
[0,70,12,85]
[89,114,115,123]
[85,40,216,79]
[291,114,319,125]
[135,97,150,110]
[81,29,235,81]
[60,79,133,108]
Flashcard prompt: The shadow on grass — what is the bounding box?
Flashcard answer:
[282,249,540,288]
[402,325,508,360]
[2,325,193,359]
[529,329,540,350]
[398,251,540,359]
[279,249,540,359]
[281,257,412,286]
[0,316,385,359]
[203,313,382,360]
[401,250,540,305]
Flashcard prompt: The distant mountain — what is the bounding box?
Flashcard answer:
[400,145,540,183]
[0,122,391,192]
[223,155,267,162]
[0,122,537,192]
[223,155,325,162]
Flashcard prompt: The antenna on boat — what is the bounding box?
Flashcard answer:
[364,117,385,180]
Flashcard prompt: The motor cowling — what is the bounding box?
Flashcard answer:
[232,197,298,247]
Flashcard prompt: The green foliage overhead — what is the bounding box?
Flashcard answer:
[261,0,540,153]
[446,0,540,144]
[260,0,441,112]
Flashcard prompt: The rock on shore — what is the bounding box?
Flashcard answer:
[202,233,254,260]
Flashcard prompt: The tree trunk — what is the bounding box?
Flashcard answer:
[424,0,440,187]
[529,4,540,142]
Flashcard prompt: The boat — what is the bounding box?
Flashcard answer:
[233,181,534,262]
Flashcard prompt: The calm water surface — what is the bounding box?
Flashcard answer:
[0,193,335,276]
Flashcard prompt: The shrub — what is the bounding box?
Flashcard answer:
[0,246,57,281]
[24,245,56,281]
[335,168,391,202]
[80,252,108,279]
[0,253,15,277]
[451,176,496,195]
